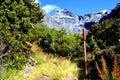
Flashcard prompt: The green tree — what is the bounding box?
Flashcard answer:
[87,18,120,49]
[0,0,44,70]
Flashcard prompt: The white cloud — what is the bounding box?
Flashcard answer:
[35,0,39,3]
[42,5,61,13]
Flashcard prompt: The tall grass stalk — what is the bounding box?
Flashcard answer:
[112,55,120,80]
[95,56,109,80]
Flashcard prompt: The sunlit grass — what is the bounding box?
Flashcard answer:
[24,53,79,80]
[3,44,79,80]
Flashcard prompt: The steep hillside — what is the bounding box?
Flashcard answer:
[3,44,79,80]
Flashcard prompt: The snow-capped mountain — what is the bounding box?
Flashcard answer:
[100,3,120,21]
[44,9,109,34]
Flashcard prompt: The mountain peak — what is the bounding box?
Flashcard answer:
[55,9,78,17]
[44,2,120,34]
[57,9,69,12]
[44,9,108,34]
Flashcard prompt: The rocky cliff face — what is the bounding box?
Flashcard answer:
[43,8,109,34]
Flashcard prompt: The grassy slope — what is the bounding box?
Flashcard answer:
[4,43,79,80]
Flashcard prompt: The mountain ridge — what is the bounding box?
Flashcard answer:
[100,3,120,22]
[44,10,108,34]
[43,3,120,34]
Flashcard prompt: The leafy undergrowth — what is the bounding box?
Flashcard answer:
[3,44,79,80]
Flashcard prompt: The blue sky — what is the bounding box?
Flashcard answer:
[36,0,119,15]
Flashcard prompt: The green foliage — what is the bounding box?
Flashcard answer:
[87,18,120,50]
[87,35,98,51]
[0,0,82,79]
[0,0,44,70]
[2,52,79,80]
[3,0,120,79]
[87,18,120,79]
[28,25,83,62]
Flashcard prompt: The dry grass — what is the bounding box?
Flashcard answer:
[96,55,120,80]
[112,55,120,80]
[3,43,79,80]
[95,56,109,80]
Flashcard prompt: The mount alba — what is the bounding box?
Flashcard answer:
[43,3,120,34]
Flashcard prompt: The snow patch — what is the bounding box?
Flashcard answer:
[101,10,107,13]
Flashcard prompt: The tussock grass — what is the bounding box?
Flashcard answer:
[24,53,79,80]
[3,44,79,80]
